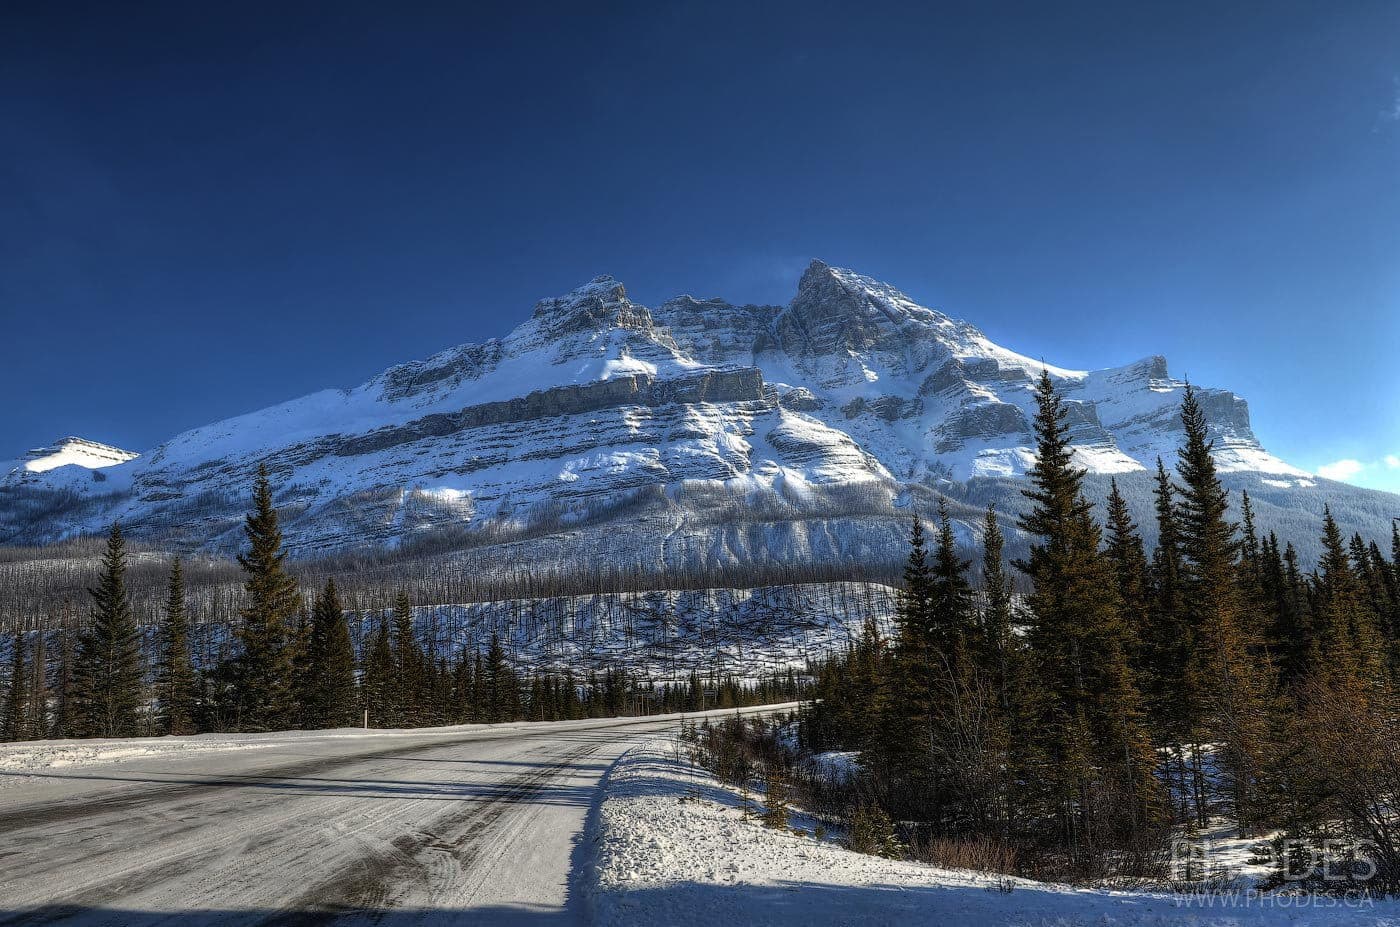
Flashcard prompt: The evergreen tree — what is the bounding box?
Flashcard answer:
[156,558,197,735]
[929,501,974,667]
[871,516,936,817]
[899,515,934,648]
[1174,384,1273,831]
[51,629,73,739]
[3,634,28,742]
[484,633,517,723]
[360,617,394,727]
[1017,370,1159,857]
[1144,459,1191,735]
[1312,507,1384,682]
[233,465,299,730]
[1237,491,1266,609]
[451,647,476,722]
[303,578,358,728]
[979,506,1015,710]
[1276,541,1314,685]
[391,591,423,725]
[74,524,144,738]
[1104,478,1152,668]
[27,632,48,740]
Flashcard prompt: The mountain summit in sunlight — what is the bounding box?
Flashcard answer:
[2,261,1393,566]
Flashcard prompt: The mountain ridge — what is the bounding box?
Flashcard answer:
[2,260,1392,568]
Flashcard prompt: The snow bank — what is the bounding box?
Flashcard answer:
[588,736,1400,926]
[0,734,288,781]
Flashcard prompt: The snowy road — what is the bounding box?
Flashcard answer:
[0,709,787,925]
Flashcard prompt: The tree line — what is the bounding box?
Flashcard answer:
[0,465,805,740]
[804,372,1400,883]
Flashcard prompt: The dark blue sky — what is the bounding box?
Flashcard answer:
[4,1,1399,491]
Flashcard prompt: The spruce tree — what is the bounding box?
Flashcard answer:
[360,617,394,727]
[27,632,48,739]
[303,579,358,728]
[74,523,144,738]
[3,634,28,742]
[1104,478,1152,668]
[872,515,936,818]
[484,633,515,723]
[1276,541,1314,686]
[1017,370,1159,856]
[1174,384,1274,831]
[451,647,476,722]
[156,558,197,735]
[979,506,1015,709]
[1144,459,1191,734]
[391,591,423,726]
[900,515,934,648]
[233,465,299,730]
[1313,507,1384,682]
[51,629,73,739]
[928,501,974,668]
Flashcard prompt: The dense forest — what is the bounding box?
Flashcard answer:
[803,373,1400,885]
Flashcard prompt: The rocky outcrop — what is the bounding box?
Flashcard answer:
[337,367,765,458]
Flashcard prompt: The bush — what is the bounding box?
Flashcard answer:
[847,804,903,858]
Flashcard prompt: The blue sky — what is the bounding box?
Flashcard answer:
[3,1,1398,492]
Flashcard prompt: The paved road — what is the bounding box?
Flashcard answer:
[0,710,779,925]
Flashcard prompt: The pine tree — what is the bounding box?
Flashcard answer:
[26,632,48,740]
[1017,370,1159,857]
[484,633,516,723]
[451,647,476,722]
[156,558,197,735]
[360,617,394,727]
[391,591,423,726]
[3,634,28,742]
[1174,384,1274,831]
[51,629,73,739]
[872,515,936,817]
[233,465,299,730]
[74,524,144,738]
[1237,491,1265,608]
[761,763,791,829]
[1104,478,1152,669]
[979,506,1015,710]
[1144,459,1191,734]
[1312,507,1384,682]
[303,578,358,728]
[900,515,934,648]
[929,501,974,668]
[1274,541,1313,686]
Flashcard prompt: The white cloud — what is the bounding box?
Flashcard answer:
[1318,459,1367,481]
[1386,454,1400,469]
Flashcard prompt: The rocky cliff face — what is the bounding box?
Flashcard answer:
[1,261,1392,566]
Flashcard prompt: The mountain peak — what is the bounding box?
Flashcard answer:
[533,275,627,314]
[22,437,138,474]
[781,260,952,355]
[530,274,653,334]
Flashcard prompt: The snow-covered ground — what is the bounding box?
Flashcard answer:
[588,736,1400,926]
[0,707,792,924]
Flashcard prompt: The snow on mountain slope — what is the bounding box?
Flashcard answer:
[0,437,138,488]
[0,260,1390,565]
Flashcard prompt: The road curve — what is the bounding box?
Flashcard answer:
[0,708,789,925]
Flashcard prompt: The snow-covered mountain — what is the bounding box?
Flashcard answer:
[2,261,1393,566]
